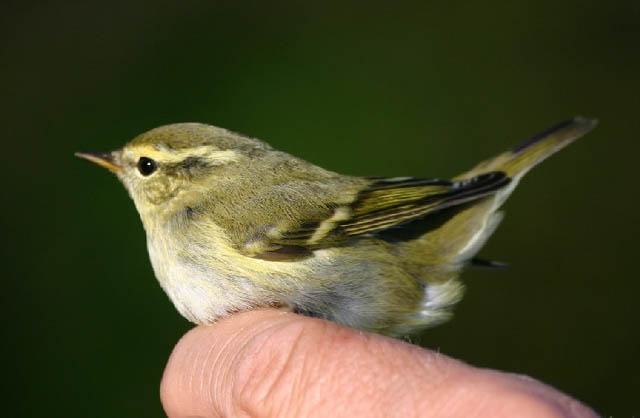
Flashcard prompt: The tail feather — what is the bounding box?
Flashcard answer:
[457,116,598,180]
[406,116,597,268]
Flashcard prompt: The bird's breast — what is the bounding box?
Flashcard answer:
[145,233,259,324]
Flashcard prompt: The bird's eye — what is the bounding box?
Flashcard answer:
[137,157,157,176]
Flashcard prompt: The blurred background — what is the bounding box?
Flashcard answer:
[2,1,638,416]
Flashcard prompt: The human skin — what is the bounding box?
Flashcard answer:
[160,309,597,418]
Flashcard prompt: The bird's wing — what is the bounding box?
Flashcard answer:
[242,171,510,260]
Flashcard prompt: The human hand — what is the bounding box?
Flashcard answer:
[161,309,597,418]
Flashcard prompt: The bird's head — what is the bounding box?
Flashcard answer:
[76,123,271,222]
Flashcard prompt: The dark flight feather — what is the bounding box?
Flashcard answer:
[272,171,510,249]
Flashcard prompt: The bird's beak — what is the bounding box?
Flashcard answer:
[74,151,122,172]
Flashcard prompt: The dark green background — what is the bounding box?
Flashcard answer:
[2,1,638,416]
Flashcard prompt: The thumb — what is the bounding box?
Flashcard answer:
[160,309,596,418]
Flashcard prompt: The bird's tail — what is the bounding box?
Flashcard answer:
[456,116,598,181]
[405,117,597,270]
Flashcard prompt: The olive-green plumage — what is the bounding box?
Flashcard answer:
[76,117,596,336]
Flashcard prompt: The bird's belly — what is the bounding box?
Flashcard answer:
[146,233,464,334]
[146,236,257,324]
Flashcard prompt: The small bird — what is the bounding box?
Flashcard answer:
[76,117,596,336]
